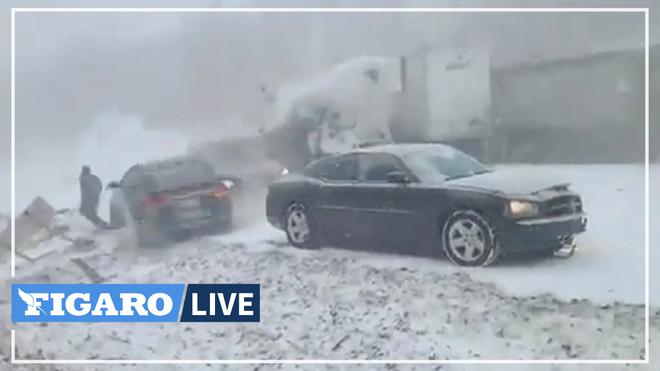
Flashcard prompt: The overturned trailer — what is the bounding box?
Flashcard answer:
[262,56,401,171]
[263,50,492,170]
[391,48,492,160]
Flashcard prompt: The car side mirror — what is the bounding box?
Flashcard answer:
[386,171,410,184]
[106,181,121,189]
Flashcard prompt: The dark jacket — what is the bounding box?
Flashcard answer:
[80,172,102,213]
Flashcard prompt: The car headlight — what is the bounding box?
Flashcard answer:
[280,167,289,176]
[507,200,539,218]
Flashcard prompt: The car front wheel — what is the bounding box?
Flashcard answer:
[442,210,499,267]
[284,202,319,249]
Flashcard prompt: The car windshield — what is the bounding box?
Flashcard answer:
[401,147,490,183]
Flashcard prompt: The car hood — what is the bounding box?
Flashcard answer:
[444,169,570,196]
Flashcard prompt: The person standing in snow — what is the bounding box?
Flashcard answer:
[79,165,108,228]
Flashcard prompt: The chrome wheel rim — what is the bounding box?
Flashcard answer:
[447,218,486,262]
[286,209,310,244]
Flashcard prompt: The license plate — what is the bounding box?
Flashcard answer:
[180,209,209,219]
[178,198,200,209]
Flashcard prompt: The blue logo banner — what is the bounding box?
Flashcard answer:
[12,284,185,322]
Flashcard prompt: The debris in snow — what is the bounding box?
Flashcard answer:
[331,334,351,351]
[70,257,107,283]
[0,196,56,250]
[5,218,654,363]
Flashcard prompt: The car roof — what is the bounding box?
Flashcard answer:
[130,156,215,192]
[139,156,207,172]
[353,143,460,157]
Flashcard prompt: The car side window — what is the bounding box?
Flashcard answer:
[314,155,357,182]
[359,153,404,182]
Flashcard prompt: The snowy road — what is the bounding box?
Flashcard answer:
[3,222,656,363]
[1,164,657,367]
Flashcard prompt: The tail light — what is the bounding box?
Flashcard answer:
[212,180,235,198]
[212,185,229,198]
[143,193,166,209]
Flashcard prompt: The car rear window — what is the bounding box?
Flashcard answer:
[307,155,357,181]
[146,160,216,191]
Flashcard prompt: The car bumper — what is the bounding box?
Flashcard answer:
[157,198,233,233]
[497,213,587,254]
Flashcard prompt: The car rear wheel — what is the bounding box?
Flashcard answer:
[284,203,319,249]
[135,222,166,248]
[442,210,499,267]
[216,217,233,233]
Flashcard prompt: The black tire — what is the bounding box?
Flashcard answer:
[215,200,233,233]
[283,202,319,249]
[442,209,500,267]
[135,222,166,248]
[215,216,233,234]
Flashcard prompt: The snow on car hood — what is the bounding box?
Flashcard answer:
[445,168,569,196]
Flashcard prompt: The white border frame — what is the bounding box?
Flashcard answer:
[9,6,650,366]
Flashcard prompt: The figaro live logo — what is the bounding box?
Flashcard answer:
[11,284,259,323]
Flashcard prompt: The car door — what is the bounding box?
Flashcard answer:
[352,153,420,252]
[312,154,360,245]
[119,166,150,220]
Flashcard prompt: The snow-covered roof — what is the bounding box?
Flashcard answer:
[271,55,399,128]
[356,143,461,158]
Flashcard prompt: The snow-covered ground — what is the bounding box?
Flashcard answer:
[1,164,657,369]
[2,221,656,363]
[473,164,649,305]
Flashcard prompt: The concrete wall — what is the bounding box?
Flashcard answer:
[491,47,652,163]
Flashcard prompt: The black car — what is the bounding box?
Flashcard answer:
[108,157,237,246]
[266,143,587,266]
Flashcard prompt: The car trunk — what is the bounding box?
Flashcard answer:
[144,175,232,231]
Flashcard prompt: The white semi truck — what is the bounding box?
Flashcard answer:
[262,48,492,170]
[392,48,492,157]
[264,57,400,159]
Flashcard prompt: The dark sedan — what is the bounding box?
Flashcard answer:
[108,157,237,246]
[266,143,587,266]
